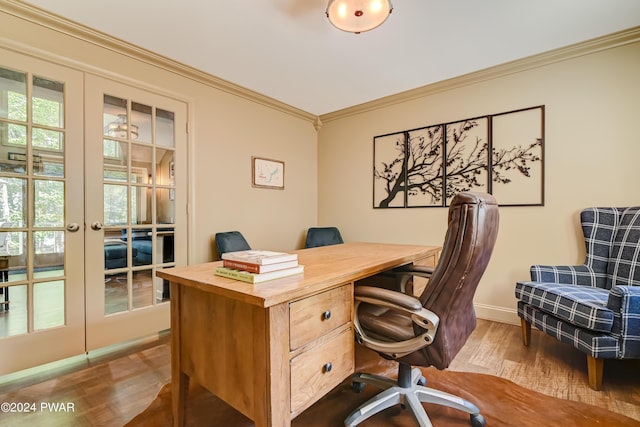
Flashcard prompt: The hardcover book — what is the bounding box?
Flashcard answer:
[214,265,304,284]
[221,250,298,265]
[222,259,299,274]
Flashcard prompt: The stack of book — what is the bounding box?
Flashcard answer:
[215,250,304,284]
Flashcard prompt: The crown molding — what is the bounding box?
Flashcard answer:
[3,1,638,127]
[1,0,317,123]
[320,25,640,123]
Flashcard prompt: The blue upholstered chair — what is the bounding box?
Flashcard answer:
[304,226,344,248]
[215,231,251,258]
[515,207,640,390]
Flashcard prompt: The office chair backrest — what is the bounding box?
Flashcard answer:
[215,231,251,257]
[305,227,344,248]
[405,192,499,369]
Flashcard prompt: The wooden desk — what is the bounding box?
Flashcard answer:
[157,242,440,427]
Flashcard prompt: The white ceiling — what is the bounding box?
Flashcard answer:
[22,0,640,116]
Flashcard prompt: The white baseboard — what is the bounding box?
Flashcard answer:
[474,303,520,326]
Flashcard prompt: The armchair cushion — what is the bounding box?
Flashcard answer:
[517,301,620,359]
[515,282,613,332]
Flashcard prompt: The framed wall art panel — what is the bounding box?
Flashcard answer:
[444,118,489,206]
[490,106,544,206]
[406,125,445,208]
[373,131,406,208]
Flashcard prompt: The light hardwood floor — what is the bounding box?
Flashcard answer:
[0,319,638,426]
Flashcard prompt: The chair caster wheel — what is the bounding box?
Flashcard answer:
[417,376,427,386]
[470,413,485,427]
[352,381,365,393]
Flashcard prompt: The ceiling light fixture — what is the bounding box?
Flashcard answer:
[326,0,393,34]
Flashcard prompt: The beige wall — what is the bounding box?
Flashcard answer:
[0,5,318,264]
[317,37,640,324]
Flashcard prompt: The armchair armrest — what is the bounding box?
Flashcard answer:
[530,264,606,287]
[354,286,440,358]
[607,285,640,358]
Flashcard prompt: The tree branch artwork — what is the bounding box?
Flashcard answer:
[373,106,544,208]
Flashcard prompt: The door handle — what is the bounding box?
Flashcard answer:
[90,221,103,231]
[66,223,80,232]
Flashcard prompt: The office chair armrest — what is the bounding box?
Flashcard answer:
[355,285,424,310]
[354,286,440,358]
[359,265,434,295]
[391,264,435,279]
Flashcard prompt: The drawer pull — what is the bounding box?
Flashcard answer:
[322,310,331,320]
[323,362,333,373]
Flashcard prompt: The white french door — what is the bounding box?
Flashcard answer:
[0,48,85,374]
[0,50,188,375]
[84,75,187,351]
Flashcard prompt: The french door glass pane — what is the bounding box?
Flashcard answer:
[3,177,26,227]
[5,123,27,147]
[34,147,64,177]
[32,76,64,128]
[132,269,152,309]
[34,180,64,227]
[33,281,64,330]
[34,230,64,278]
[104,184,128,226]
[156,109,174,148]
[0,284,27,337]
[131,186,151,225]
[156,188,175,224]
[32,128,64,150]
[103,96,128,139]
[0,123,27,174]
[131,102,151,144]
[156,149,174,186]
[155,274,170,303]
[0,68,26,121]
[104,230,129,270]
[5,231,26,284]
[158,229,174,264]
[105,274,127,315]
[131,143,152,183]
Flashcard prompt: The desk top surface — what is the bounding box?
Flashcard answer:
[157,242,439,308]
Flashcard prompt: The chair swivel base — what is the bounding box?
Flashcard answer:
[344,366,485,427]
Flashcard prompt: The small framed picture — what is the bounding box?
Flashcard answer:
[252,156,285,189]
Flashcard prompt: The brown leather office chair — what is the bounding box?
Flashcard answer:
[345,192,499,427]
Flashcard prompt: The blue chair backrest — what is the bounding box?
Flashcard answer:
[215,231,251,257]
[305,227,344,249]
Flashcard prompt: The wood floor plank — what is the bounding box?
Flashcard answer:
[0,320,638,426]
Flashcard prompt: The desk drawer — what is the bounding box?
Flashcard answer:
[290,326,354,415]
[289,284,351,350]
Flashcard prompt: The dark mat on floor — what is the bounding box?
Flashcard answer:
[127,346,640,426]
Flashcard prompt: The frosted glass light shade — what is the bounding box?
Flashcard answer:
[326,0,393,34]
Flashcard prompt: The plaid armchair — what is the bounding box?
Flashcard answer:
[515,207,640,390]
